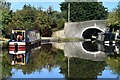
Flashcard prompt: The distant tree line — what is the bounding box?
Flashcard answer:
[3,1,120,38]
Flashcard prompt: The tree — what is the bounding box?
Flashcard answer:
[117,1,120,26]
[60,2,108,22]
[107,1,120,32]
[1,1,12,37]
[107,10,118,26]
[2,4,52,37]
[46,6,66,31]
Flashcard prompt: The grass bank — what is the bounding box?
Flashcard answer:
[57,37,84,42]
[42,37,84,42]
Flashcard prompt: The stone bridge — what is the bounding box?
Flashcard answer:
[64,20,108,39]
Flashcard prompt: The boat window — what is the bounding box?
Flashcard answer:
[16,32,22,41]
[17,32,22,35]
[22,32,25,40]
[11,30,26,41]
[12,32,17,41]
[14,54,24,64]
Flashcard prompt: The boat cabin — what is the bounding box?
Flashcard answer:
[10,29,26,42]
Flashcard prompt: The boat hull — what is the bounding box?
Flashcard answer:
[9,42,26,54]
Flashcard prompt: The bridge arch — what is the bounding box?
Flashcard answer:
[81,26,105,39]
[80,41,101,54]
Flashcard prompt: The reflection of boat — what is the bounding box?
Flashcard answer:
[9,44,42,65]
[9,52,30,65]
[96,30,120,45]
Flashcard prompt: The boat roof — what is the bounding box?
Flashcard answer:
[13,28,25,30]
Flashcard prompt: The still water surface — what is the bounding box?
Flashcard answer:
[2,41,120,79]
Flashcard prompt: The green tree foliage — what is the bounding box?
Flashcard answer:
[107,10,118,26]
[116,2,120,26]
[60,2,108,22]
[47,6,66,31]
[0,1,12,37]
[2,3,66,37]
[2,10,13,37]
[1,4,50,37]
[16,5,38,29]
[118,2,120,25]
[107,2,120,31]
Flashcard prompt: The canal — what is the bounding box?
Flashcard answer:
[1,41,120,79]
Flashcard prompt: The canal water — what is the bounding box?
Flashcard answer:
[1,41,120,79]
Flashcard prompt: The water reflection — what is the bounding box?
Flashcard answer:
[64,41,106,61]
[2,41,120,79]
[54,41,120,79]
[3,43,65,78]
[60,57,106,79]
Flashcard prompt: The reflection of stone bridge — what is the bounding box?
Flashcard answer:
[64,20,108,39]
[64,42,105,61]
[52,42,106,61]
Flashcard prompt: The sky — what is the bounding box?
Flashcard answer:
[6,0,120,12]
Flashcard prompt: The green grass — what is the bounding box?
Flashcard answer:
[58,37,84,42]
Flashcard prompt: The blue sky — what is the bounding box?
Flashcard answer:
[11,67,64,78]
[7,0,119,12]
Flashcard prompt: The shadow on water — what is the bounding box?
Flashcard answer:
[1,41,120,79]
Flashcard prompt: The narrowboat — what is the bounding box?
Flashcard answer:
[8,29,41,65]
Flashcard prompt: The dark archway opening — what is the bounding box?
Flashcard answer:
[83,28,102,39]
[83,41,98,52]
